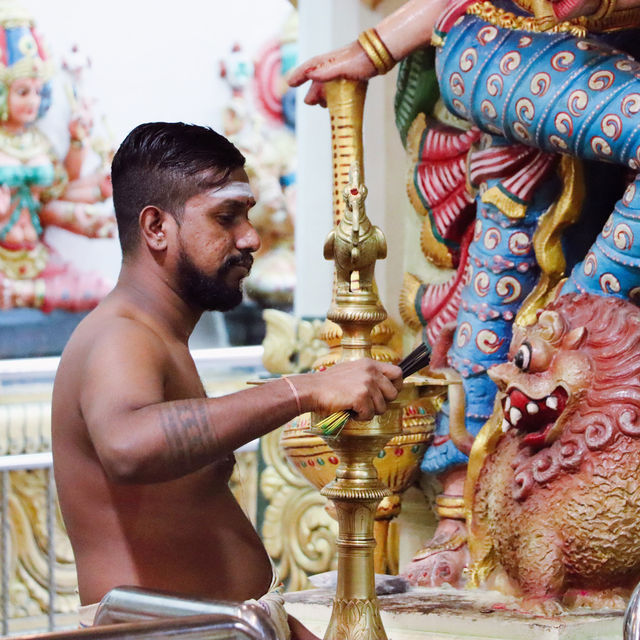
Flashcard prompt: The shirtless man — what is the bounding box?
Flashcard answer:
[51,122,402,640]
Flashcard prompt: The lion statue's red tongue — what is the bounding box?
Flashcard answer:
[505,388,566,436]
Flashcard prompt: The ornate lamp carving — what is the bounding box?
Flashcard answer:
[308,78,399,640]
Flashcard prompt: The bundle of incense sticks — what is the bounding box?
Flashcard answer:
[314,341,432,437]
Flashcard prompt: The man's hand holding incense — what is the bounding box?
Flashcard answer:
[292,358,402,421]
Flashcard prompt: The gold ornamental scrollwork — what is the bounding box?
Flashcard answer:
[1,390,79,626]
[5,470,79,619]
[466,1,588,35]
[516,156,584,327]
[260,427,338,591]
[229,450,258,526]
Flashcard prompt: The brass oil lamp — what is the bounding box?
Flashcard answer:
[308,78,403,640]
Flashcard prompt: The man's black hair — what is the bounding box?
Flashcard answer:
[111,122,246,255]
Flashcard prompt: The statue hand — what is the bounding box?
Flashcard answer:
[73,205,116,238]
[68,105,94,143]
[90,215,116,239]
[288,41,376,107]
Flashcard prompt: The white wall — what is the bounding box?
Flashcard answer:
[20,0,293,285]
[26,0,293,142]
[294,0,406,322]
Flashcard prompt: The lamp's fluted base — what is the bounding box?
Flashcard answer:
[324,596,387,640]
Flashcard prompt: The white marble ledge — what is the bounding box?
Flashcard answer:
[284,587,624,640]
[0,346,264,384]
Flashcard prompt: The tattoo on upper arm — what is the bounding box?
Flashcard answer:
[159,401,216,469]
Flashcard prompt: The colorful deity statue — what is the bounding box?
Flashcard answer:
[290,0,640,592]
[0,0,114,313]
[219,11,298,310]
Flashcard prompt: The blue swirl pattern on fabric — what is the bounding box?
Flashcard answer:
[422,15,640,474]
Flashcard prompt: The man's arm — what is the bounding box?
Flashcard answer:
[80,319,402,484]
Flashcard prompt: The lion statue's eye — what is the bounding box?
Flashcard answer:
[514,342,532,371]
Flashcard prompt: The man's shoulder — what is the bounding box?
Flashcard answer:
[61,302,170,371]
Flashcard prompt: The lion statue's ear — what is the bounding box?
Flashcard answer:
[563,326,587,350]
[537,310,564,342]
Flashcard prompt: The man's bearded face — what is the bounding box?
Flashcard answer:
[175,243,253,312]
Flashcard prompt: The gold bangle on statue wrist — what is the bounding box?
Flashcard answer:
[435,494,466,520]
[590,0,617,20]
[357,28,396,75]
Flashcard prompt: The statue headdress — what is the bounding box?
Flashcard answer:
[0,0,54,120]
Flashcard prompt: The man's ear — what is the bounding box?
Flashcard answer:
[139,206,171,251]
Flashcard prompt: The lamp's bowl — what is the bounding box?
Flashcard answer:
[281,399,435,498]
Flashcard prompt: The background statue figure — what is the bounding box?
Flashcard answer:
[219,11,298,310]
[0,0,114,314]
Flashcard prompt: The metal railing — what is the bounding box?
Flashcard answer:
[93,587,278,639]
[5,614,270,640]
[0,346,264,384]
[3,588,278,640]
[93,587,276,636]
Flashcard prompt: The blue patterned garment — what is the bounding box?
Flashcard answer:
[422,10,640,474]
